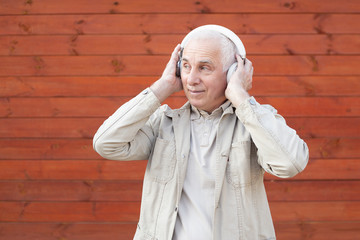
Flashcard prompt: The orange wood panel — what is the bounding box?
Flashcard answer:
[0,180,143,202]
[0,118,103,139]
[257,97,360,117]
[0,222,358,240]
[0,159,359,181]
[1,76,359,97]
[0,1,359,238]
[0,160,148,181]
[1,55,360,76]
[274,221,360,240]
[0,139,99,160]
[1,34,360,56]
[1,14,360,35]
[0,201,359,222]
[0,223,137,240]
[270,201,360,222]
[1,0,360,14]
[1,97,359,118]
[0,180,358,202]
[264,180,360,201]
[0,201,141,222]
[0,138,359,161]
[0,117,358,138]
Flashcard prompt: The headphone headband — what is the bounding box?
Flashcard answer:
[180,24,246,59]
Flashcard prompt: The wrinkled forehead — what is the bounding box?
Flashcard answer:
[182,37,223,64]
[182,30,227,49]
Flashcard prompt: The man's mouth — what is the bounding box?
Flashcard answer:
[188,89,204,94]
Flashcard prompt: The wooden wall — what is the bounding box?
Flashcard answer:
[0,0,359,239]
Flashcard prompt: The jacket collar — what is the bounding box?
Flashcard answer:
[164,100,235,119]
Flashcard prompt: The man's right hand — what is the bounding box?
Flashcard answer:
[150,44,183,103]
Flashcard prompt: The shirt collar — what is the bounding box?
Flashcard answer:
[190,100,232,120]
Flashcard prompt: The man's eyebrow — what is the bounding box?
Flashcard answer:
[181,57,213,65]
[199,60,213,65]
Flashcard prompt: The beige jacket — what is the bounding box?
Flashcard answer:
[93,88,309,240]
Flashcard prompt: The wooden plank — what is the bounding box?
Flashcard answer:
[0,160,148,181]
[1,14,360,35]
[257,97,360,117]
[267,158,360,181]
[0,96,136,118]
[0,201,141,222]
[0,222,359,240]
[264,180,360,201]
[1,76,359,97]
[0,180,358,202]
[0,159,358,181]
[0,138,358,160]
[0,201,359,222]
[0,223,137,240]
[1,34,360,56]
[1,55,360,77]
[1,97,359,118]
[270,201,360,222]
[274,221,360,240]
[251,76,360,97]
[0,180,143,202]
[1,0,360,14]
[0,118,104,139]
[0,139,99,160]
[0,117,358,139]
[285,117,360,138]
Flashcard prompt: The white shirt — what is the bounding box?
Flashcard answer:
[173,101,231,240]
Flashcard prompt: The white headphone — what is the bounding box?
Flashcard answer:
[176,24,246,82]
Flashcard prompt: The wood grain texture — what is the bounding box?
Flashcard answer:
[0,222,358,240]
[0,138,359,160]
[1,55,360,76]
[0,180,358,202]
[1,97,359,118]
[1,34,359,56]
[0,201,358,222]
[0,159,359,181]
[0,0,359,238]
[1,76,359,97]
[1,0,360,14]
[1,117,358,138]
[1,14,359,35]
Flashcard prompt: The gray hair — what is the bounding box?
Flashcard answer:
[182,30,237,72]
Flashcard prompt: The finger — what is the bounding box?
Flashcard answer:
[235,55,245,71]
[171,44,181,61]
[166,44,181,69]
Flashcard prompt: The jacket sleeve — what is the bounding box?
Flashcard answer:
[93,88,161,161]
[235,97,309,178]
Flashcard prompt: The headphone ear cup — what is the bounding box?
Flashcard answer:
[226,62,238,83]
[176,60,181,78]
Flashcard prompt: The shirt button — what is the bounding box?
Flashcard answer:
[143,89,149,95]
[249,98,256,105]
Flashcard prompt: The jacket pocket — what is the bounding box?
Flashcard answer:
[226,140,261,187]
[148,137,176,183]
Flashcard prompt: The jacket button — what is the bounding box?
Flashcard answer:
[174,207,178,212]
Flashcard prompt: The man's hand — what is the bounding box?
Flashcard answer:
[150,44,183,103]
[225,55,254,108]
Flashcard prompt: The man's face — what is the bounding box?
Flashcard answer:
[181,38,228,113]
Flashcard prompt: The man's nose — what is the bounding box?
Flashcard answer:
[187,69,200,85]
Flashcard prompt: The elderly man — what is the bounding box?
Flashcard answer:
[93,25,309,240]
